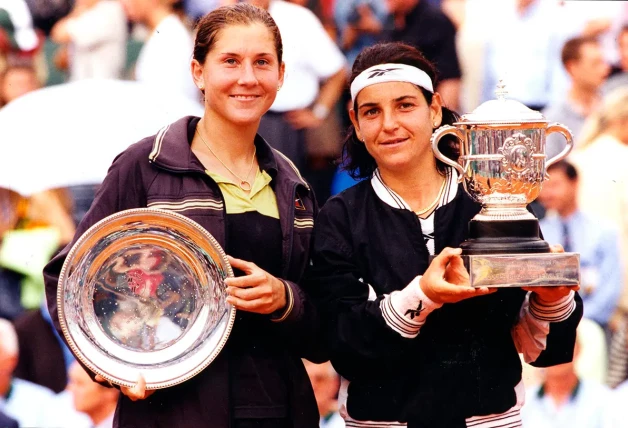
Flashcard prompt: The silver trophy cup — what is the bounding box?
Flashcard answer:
[431,83,580,287]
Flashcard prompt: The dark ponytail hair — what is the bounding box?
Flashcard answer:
[343,42,460,180]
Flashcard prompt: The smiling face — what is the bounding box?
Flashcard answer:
[191,23,284,127]
[350,81,442,174]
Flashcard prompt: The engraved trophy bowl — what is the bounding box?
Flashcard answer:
[57,208,235,389]
[430,82,580,287]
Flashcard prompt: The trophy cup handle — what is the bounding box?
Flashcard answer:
[545,123,574,168]
[431,125,465,181]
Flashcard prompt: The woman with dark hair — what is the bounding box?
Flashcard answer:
[44,4,321,428]
[303,42,582,427]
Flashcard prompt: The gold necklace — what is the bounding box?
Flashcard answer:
[196,129,257,191]
[415,177,447,217]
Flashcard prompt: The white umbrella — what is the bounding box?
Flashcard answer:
[0,79,204,195]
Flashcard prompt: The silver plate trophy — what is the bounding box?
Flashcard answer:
[57,208,235,389]
[431,81,580,288]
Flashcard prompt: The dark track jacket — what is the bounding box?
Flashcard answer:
[303,178,583,427]
[43,116,321,428]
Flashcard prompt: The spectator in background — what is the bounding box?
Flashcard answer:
[335,0,388,70]
[183,0,221,21]
[571,88,628,389]
[521,327,612,428]
[604,25,628,95]
[539,160,622,330]
[13,301,74,393]
[0,319,55,427]
[67,362,118,428]
[481,0,564,111]
[0,188,75,329]
[607,375,628,427]
[0,189,22,321]
[385,0,461,110]
[23,0,73,35]
[571,88,628,316]
[303,360,343,428]
[248,0,346,203]
[50,0,127,81]
[543,37,610,159]
[121,0,200,103]
[0,0,40,58]
[0,412,17,428]
[287,0,326,23]
[0,60,40,106]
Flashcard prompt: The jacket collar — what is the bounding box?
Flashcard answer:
[371,167,458,211]
[148,116,309,191]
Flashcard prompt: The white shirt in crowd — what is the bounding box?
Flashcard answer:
[606,380,628,428]
[521,380,613,428]
[0,378,55,428]
[44,390,93,428]
[134,14,200,104]
[65,0,128,80]
[267,0,345,112]
[0,0,38,51]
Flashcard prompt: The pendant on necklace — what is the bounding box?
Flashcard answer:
[239,180,252,191]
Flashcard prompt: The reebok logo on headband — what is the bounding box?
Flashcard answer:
[368,68,401,78]
[350,63,434,102]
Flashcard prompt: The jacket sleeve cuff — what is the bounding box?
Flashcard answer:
[270,279,296,323]
[529,290,576,322]
[380,276,442,338]
[512,294,550,363]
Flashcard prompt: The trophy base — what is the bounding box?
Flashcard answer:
[460,219,549,255]
[462,253,580,288]
[459,220,580,288]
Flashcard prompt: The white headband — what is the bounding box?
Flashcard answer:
[350,63,434,103]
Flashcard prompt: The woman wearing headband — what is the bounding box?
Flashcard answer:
[303,42,582,427]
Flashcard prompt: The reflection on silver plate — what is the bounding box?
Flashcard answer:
[57,208,235,390]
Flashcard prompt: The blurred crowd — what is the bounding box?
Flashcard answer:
[0,0,628,427]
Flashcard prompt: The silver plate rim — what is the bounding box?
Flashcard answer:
[57,207,236,390]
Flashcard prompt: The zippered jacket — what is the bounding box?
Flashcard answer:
[44,116,321,428]
[303,178,583,427]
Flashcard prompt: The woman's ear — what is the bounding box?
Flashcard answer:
[191,59,205,92]
[278,61,286,89]
[430,92,444,128]
[349,108,362,141]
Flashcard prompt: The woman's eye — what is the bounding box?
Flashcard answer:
[399,102,414,109]
[364,108,378,117]
[256,59,269,66]
[225,58,237,65]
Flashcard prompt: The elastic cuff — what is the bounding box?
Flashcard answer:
[270,279,294,323]
[380,276,442,338]
[529,290,576,322]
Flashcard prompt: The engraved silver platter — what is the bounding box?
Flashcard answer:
[57,208,235,389]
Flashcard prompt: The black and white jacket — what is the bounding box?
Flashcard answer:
[303,169,583,428]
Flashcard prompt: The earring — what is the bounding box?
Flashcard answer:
[277,85,282,92]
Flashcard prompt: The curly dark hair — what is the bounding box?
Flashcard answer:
[343,42,460,179]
